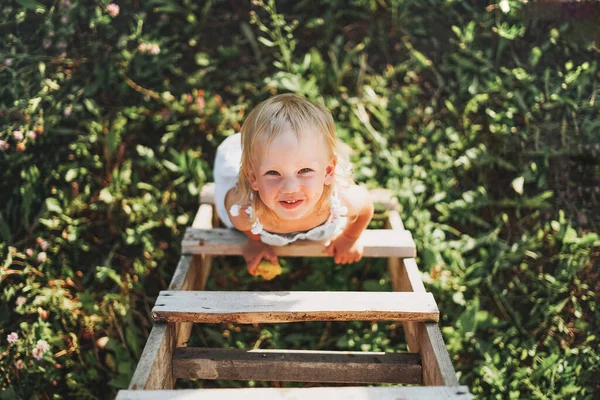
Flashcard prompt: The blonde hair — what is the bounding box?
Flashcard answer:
[236,93,353,224]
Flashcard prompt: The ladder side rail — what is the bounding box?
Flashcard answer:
[386,207,458,386]
[128,203,214,389]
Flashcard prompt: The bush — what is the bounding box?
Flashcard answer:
[1,0,598,399]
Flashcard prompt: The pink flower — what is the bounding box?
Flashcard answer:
[37,252,47,263]
[137,43,160,55]
[107,3,120,17]
[38,239,48,250]
[3,59,13,67]
[32,347,43,361]
[13,130,23,141]
[36,339,50,353]
[0,140,7,151]
[15,359,24,369]
[60,16,68,24]
[15,296,26,307]
[149,44,160,55]
[28,130,36,140]
[26,248,33,256]
[63,107,72,117]
[7,332,18,344]
[43,39,52,49]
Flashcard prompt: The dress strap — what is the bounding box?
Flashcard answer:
[228,193,264,235]
[328,188,348,221]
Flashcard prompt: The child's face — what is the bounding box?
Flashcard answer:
[250,127,336,222]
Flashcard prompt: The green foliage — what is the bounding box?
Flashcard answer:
[1,0,599,399]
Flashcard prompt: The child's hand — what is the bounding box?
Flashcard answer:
[242,239,279,276]
[326,233,364,264]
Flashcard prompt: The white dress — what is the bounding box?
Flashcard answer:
[213,133,348,246]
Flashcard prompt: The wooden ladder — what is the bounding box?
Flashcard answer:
[117,184,472,399]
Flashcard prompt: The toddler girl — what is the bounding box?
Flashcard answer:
[213,94,374,275]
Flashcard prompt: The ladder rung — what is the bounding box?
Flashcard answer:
[182,228,416,258]
[117,386,473,400]
[173,348,421,384]
[151,291,439,323]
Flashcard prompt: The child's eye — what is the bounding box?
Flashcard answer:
[298,168,313,174]
[266,170,280,176]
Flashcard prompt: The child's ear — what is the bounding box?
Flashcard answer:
[249,171,260,191]
[324,158,337,185]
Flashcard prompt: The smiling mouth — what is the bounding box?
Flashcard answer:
[279,199,304,209]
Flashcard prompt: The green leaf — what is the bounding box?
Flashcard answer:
[45,198,63,214]
[16,0,46,12]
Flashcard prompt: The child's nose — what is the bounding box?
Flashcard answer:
[281,177,300,193]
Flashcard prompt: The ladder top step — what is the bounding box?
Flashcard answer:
[182,228,416,258]
[151,291,439,324]
[117,386,473,400]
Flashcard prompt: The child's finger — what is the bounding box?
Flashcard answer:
[266,248,279,265]
[326,244,334,257]
[247,257,259,275]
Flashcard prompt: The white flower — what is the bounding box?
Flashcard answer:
[32,347,43,361]
[13,130,23,141]
[36,339,50,353]
[0,140,8,151]
[37,252,47,263]
[7,332,18,344]
[28,130,36,140]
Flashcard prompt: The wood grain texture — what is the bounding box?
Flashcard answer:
[151,291,439,323]
[181,228,416,258]
[173,348,421,384]
[128,202,215,389]
[117,386,473,400]
[394,258,457,386]
[128,323,175,389]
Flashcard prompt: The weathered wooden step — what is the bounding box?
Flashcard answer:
[173,348,421,384]
[117,386,473,400]
[182,228,416,258]
[151,291,439,323]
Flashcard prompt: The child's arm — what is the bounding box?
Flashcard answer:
[225,188,278,275]
[326,185,374,264]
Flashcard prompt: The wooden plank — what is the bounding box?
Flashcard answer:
[385,212,420,353]
[116,386,473,400]
[151,291,439,324]
[421,322,458,386]
[394,258,457,386]
[200,182,216,204]
[182,228,416,258]
[129,255,198,389]
[128,323,175,389]
[369,188,399,210]
[129,202,215,389]
[387,209,404,230]
[191,203,214,292]
[173,348,421,384]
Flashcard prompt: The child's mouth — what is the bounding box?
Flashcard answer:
[279,200,303,209]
